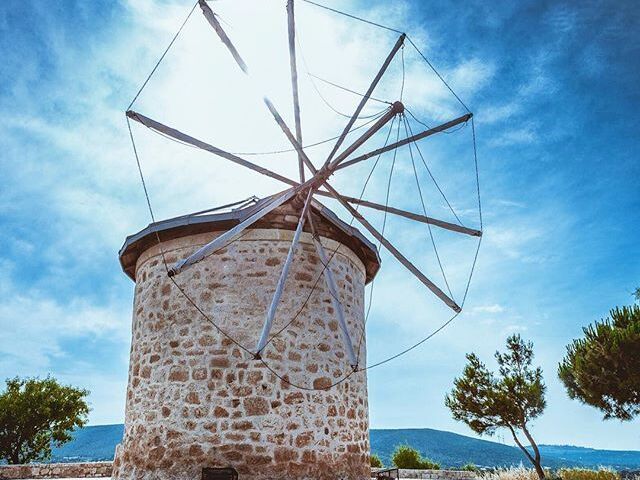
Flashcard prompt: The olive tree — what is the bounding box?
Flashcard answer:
[558,304,640,420]
[0,376,90,464]
[445,335,546,479]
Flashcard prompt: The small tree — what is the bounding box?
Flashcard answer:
[391,444,440,469]
[0,376,90,464]
[445,335,546,479]
[370,453,383,468]
[558,304,640,420]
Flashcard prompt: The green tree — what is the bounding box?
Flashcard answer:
[558,304,640,421]
[391,444,440,469]
[370,453,383,468]
[0,376,90,464]
[445,335,546,479]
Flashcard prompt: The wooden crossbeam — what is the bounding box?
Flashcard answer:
[336,113,473,171]
[322,182,461,312]
[255,189,314,355]
[169,188,299,276]
[199,0,248,74]
[313,191,481,237]
[263,98,317,175]
[126,110,299,188]
[198,0,316,178]
[307,214,358,368]
[286,0,305,182]
[323,33,406,167]
[327,103,401,171]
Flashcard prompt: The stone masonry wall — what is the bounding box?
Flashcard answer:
[112,228,370,480]
[397,469,478,480]
[0,462,112,479]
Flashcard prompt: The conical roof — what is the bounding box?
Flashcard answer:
[119,194,381,283]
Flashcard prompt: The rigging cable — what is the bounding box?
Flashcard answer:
[360,109,483,371]
[403,114,454,300]
[300,0,471,113]
[405,107,469,135]
[127,0,198,110]
[260,115,398,373]
[301,0,404,35]
[404,116,464,226]
[127,116,255,357]
[137,106,388,156]
[126,0,483,389]
[296,31,390,119]
[355,116,401,358]
[309,74,391,105]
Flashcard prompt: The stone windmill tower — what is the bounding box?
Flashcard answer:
[113,197,380,480]
[117,0,482,478]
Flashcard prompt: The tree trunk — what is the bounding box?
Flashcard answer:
[506,425,544,479]
[522,424,545,480]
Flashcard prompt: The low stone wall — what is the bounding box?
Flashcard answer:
[0,462,112,479]
[0,463,472,480]
[397,469,478,480]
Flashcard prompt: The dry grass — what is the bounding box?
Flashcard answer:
[479,467,622,480]
[479,466,541,480]
[558,468,620,480]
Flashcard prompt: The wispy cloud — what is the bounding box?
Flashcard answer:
[1,0,638,451]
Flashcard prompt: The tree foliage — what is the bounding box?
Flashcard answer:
[370,453,383,468]
[0,376,90,464]
[391,444,440,469]
[558,304,640,421]
[445,335,546,479]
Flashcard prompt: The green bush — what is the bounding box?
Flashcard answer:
[558,468,619,480]
[370,454,383,468]
[461,463,479,472]
[420,458,441,470]
[391,444,440,470]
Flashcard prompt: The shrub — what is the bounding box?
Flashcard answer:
[371,454,383,468]
[420,458,441,470]
[461,463,480,472]
[558,468,620,480]
[391,444,440,469]
[392,445,422,469]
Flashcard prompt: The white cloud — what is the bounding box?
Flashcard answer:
[472,304,505,314]
[0,0,495,425]
[489,125,537,147]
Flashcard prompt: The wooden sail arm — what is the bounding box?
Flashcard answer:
[322,181,461,312]
[286,0,305,183]
[313,190,481,237]
[336,113,473,171]
[126,110,300,188]
[198,0,248,74]
[169,187,300,277]
[198,0,316,178]
[327,102,402,172]
[322,33,406,168]
[255,189,314,356]
[263,98,317,175]
[307,214,358,368]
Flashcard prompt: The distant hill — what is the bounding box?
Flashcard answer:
[370,428,640,470]
[51,424,124,462]
[49,424,640,470]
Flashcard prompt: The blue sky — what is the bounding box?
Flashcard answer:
[1,0,638,452]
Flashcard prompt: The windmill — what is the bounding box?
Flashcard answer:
[116,2,483,478]
[125,0,482,379]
